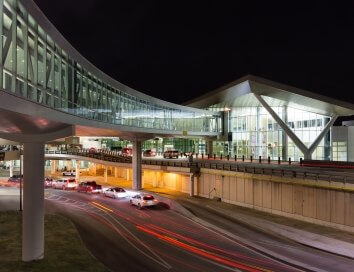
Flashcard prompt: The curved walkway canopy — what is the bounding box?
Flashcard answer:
[0,0,221,142]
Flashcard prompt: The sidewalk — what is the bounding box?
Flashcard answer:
[143,187,354,259]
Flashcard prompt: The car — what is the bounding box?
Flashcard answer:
[143,149,156,157]
[103,187,127,199]
[77,181,102,193]
[44,177,54,187]
[52,178,77,190]
[163,150,179,159]
[122,147,132,156]
[8,175,23,183]
[130,194,158,209]
[62,170,76,176]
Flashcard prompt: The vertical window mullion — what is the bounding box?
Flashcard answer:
[11,1,17,92]
[23,9,28,98]
[0,0,3,88]
[58,47,62,102]
[33,20,38,101]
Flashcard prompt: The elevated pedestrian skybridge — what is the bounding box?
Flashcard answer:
[0,0,221,141]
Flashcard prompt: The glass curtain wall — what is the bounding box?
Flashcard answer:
[332,141,347,161]
[209,105,330,161]
[142,138,205,154]
[0,0,221,133]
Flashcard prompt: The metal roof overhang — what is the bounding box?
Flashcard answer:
[185,75,354,116]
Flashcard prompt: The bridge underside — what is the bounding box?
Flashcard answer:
[0,90,213,142]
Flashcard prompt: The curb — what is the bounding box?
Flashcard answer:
[188,215,323,272]
[203,204,354,260]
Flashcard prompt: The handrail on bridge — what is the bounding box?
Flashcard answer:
[44,149,354,184]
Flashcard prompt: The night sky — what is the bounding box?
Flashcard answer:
[33,1,354,106]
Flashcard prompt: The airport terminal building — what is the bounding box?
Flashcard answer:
[69,75,354,163]
[1,0,354,163]
[184,75,354,161]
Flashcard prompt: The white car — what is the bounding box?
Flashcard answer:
[130,194,158,209]
[103,187,127,199]
[52,178,77,190]
[62,170,76,176]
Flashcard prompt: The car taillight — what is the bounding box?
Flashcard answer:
[143,200,147,203]
[90,186,93,190]
[153,199,158,202]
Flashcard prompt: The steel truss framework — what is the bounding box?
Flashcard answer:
[254,94,337,159]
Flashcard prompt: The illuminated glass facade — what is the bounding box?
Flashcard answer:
[142,138,206,154]
[208,105,331,161]
[0,0,221,134]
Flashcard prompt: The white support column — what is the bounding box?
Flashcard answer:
[22,142,45,261]
[50,160,56,175]
[189,173,195,197]
[9,160,14,177]
[132,140,142,190]
[256,106,261,157]
[281,106,288,160]
[75,160,80,180]
[306,116,338,159]
[254,93,309,156]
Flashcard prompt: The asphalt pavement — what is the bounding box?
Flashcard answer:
[2,186,354,272]
[171,197,354,272]
[45,189,300,272]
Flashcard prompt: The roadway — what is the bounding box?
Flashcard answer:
[2,186,354,271]
[45,188,300,272]
[174,197,354,272]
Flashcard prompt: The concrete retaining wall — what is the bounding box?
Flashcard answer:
[142,170,190,194]
[198,169,354,233]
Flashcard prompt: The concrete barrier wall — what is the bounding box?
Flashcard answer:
[142,169,190,194]
[198,169,354,233]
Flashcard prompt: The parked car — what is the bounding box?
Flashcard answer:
[143,149,156,157]
[62,170,76,176]
[163,150,179,159]
[122,147,132,156]
[77,181,102,193]
[103,187,127,199]
[130,194,158,209]
[52,178,77,190]
[8,175,23,183]
[44,177,54,187]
